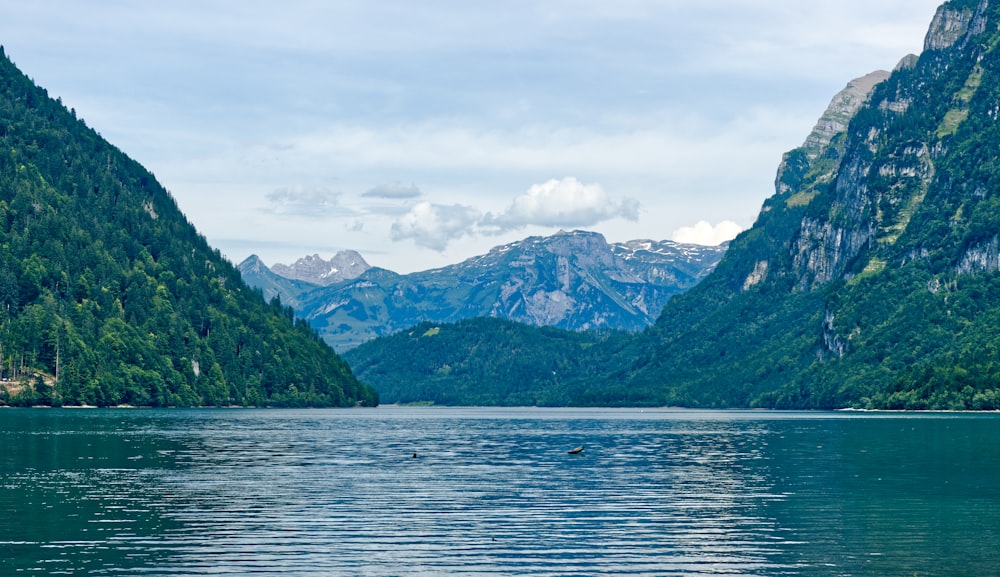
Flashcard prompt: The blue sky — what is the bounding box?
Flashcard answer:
[3,1,943,273]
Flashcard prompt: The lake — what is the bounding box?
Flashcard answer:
[1,407,998,576]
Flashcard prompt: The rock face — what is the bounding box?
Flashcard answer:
[957,236,1000,275]
[800,71,892,161]
[776,71,890,197]
[924,0,989,50]
[270,251,370,286]
[624,0,1000,408]
[239,231,726,351]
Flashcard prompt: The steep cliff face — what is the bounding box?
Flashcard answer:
[785,0,988,292]
[800,71,892,162]
[957,236,1000,274]
[628,0,1000,409]
[924,0,990,50]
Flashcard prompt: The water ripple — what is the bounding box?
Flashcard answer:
[4,408,1000,576]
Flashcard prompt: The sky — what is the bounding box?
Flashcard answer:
[2,1,944,273]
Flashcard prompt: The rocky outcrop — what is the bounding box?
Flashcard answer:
[790,146,879,290]
[775,70,889,198]
[792,218,873,289]
[822,309,846,359]
[800,71,891,161]
[742,260,769,291]
[924,0,990,51]
[957,236,1000,275]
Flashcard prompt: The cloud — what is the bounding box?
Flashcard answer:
[362,181,423,199]
[390,201,482,251]
[484,177,640,231]
[264,186,342,217]
[671,220,744,246]
[389,177,642,250]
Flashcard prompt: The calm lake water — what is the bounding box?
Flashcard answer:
[1,407,998,576]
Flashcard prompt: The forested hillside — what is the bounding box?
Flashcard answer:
[345,318,629,406]
[350,0,1000,410]
[0,47,377,407]
[621,0,1000,410]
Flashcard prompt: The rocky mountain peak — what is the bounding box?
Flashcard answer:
[270,250,371,286]
[537,230,616,264]
[800,70,891,161]
[894,54,919,72]
[239,254,268,273]
[774,69,891,199]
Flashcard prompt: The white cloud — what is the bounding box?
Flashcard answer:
[672,220,744,246]
[389,177,640,251]
[363,181,423,199]
[484,177,640,231]
[264,186,343,218]
[390,201,482,251]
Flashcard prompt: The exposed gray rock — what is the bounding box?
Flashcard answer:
[775,70,889,197]
[822,309,846,359]
[800,71,891,161]
[895,54,919,71]
[957,236,1000,275]
[791,148,878,290]
[270,251,371,286]
[924,0,990,51]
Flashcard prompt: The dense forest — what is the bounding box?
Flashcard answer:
[0,47,377,407]
[345,318,630,406]
[350,0,1000,410]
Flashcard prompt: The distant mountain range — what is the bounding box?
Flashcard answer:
[347,0,1000,410]
[238,231,727,351]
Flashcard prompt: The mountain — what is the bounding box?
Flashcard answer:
[271,251,370,286]
[625,0,1000,410]
[237,251,371,310]
[236,254,322,309]
[240,231,726,351]
[0,47,377,408]
[610,238,727,287]
[348,0,1000,410]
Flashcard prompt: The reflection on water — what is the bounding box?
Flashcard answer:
[2,408,998,576]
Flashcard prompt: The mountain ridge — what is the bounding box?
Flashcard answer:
[270,251,371,286]
[239,230,727,351]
